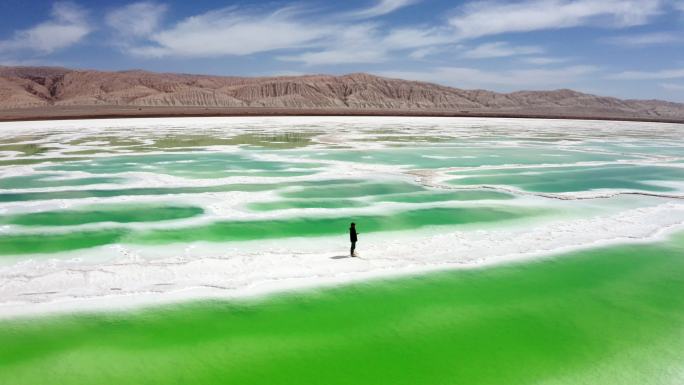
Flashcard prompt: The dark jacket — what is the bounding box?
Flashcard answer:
[350,227,358,242]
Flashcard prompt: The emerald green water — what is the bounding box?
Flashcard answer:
[281,181,424,199]
[1,233,683,385]
[248,199,369,211]
[0,228,127,255]
[2,204,204,227]
[0,206,546,255]
[132,206,545,244]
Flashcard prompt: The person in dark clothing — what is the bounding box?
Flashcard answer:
[350,222,358,257]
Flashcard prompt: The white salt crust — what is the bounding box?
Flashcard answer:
[0,116,683,318]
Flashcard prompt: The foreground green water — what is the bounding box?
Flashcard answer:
[2,233,683,385]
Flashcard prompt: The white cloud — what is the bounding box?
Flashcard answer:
[280,24,455,65]
[520,56,569,65]
[123,1,454,62]
[449,0,663,40]
[278,24,387,65]
[280,48,388,66]
[463,41,543,59]
[131,6,332,57]
[379,65,598,89]
[611,68,684,80]
[409,46,455,59]
[0,2,90,54]
[603,32,680,46]
[381,27,454,49]
[109,0,667,75]
[349,0,419,19]
[106,2,167,38]
[660,83,684,91]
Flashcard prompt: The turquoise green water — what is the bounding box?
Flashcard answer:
[0,179,397,202]
[0,173,124,189]
[0,183,274,202]
[1,233,683,385]
[247,190,515,210]
[448,164,684,193]
[45,152,323,178]
[305,146,630,169]
[374,190,515,203]
[0,156,90,167]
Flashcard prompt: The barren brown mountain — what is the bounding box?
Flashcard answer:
[1,66,683,122]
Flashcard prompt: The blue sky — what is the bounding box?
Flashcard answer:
[1,0,684,101]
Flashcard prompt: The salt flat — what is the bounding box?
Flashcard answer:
[1,116,683,318]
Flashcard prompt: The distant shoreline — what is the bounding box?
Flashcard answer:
[1,106,683,124]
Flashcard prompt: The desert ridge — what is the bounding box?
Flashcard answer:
[1,66,683,122]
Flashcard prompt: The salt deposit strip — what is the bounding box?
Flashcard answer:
[1,202,683,319]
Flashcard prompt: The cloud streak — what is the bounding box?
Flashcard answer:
[349,0,419,19]
[379,65,599,90]
[463,41,543,59]
[279,24,387,65]
[130,6,332,57]
[379,65,598,89]
[106,0,670,69]
[611,68,684,80]
[0,2,90,54]
[520,56,569,65]
[279,25,455,65]
[660,83,684,91]
[602,32,681,46]
[119,2,455,65]
[106,2,167,39]
[449,0,663,40]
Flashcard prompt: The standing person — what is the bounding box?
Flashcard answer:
[350,222,358,257]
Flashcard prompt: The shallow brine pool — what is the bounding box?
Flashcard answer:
[1,116,683,384]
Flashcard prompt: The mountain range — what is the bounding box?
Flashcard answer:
[1,66,683,122]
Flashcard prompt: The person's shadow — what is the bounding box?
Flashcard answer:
[330,255,350,259]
